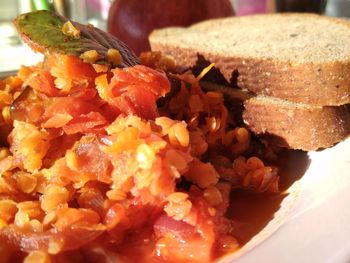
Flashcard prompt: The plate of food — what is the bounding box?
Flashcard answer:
[0,10,349,263]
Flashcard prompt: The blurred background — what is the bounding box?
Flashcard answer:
[0,0,349,76]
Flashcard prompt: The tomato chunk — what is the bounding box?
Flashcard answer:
[153,195,216,263]
[97,65,171,119]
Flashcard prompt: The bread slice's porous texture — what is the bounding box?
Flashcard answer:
[243,97,350,151]
[149,13,350,106]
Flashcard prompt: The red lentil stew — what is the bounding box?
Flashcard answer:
[0,49,287,262]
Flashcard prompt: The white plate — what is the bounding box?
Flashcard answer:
[2,46,349,263]
[225,137,350,263]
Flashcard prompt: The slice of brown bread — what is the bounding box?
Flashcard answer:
[199,81,350,151]
[149,13,350,106]
[243,96,350,151]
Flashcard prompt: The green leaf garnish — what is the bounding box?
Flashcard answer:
[13,10,139,67]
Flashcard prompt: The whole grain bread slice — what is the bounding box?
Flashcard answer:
[149,13,350,106]
[243,97,350,151]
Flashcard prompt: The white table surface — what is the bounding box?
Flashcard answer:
[0,44,43,74]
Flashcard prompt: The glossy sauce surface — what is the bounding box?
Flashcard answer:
[228,149,309,246]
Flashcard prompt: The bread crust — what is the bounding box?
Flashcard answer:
[243,100,350,151]
[149,43,350,106]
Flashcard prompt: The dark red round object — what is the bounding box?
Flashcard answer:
[108,0,235,55]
